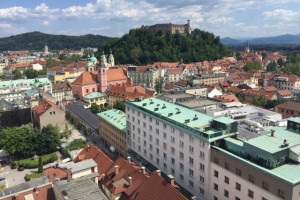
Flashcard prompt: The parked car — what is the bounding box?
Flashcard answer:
[11,162,17,169]
[0,178,5,181]
[18,165,24,171]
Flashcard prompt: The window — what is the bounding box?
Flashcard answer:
[180,141,184,148]
[179,163,184,170]
[163,163,167,169]
[214,170,219,178]
[171,147,175,154]
[144,140,146,146]
[214,183,218,191]
[180,131,184,137]
[138,120,140,125]
[235,182,241,191]
[156,148,159,155]
[200,151,205,159]
[150,144,153,150]
[224,176,229,184]
[189,169,194,177]
[262,181,269,191]
[156,120,159,125]
[163,132,166,139]
[236,168,241,176]
[138,128,140,134]
[189,135,194,142]
[180,174,184,181]
[163,153,167,159]
[200,140,205,147]
[225,162,229,170]
[224,190,229,198]
[248,190,254,199]
[144,149,147,155]
[200,163,205,171]
[149,126,152,131]
[189,180,194,188]
[171,127,175,133]
[156,129,159,135]
[163,142,167,150]
[249,174,255,183]
[156,138,159,145]
[53,173,57,177]
[143,122,146,128]
[171,168,175,175]
[150,153,153,159]
[156,158,159,164]
[138,145,141,151]
[189,145,194,153]
[171,158,175,164]
[86,89,89,93]
[214,196,218,200]
[262,198,267,200]
[235,197,240,200]
[149,135,153,141]
[199,187,204,196]
[278,189,285,199]
[149,117,152,122]
[171,136,175,143]
[143,114,146,119]
[189,157,194,165]
[163,123,167,129]
[200,175,204,183]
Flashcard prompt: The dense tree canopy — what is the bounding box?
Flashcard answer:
[99,29,232,65]
[243,62,262,72]
[0,124,60,159]
[0,31,110,51]
[23,69,46,79]
[113,100,125,112]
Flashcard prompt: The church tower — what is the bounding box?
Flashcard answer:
[100,51,108,68]
[98,66,108,92]
[108,49,115,67]
[245,41,250,53]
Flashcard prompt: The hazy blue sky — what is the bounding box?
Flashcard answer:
[0,0,299,38]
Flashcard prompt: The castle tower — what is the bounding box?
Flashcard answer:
[100,51,108,68]
[245,41,250,53]
[98,66,108,92]
[108,49,115,67]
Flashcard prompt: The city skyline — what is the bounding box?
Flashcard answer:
[0,1,299,39]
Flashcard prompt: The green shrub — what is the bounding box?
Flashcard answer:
[25,173,43,181]
[64,139,86,151]
[16,153,58,169]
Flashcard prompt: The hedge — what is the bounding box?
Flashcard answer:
[64,139,86,151]
[25,173,43,181]
[16,153,58,169]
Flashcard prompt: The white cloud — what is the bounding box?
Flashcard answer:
[0,23,27,35]
[263,9,300,21]
[0,6,30,19]
[207,17,233,24]
[42,21,50,26]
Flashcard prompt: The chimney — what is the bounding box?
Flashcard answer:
[271,129,275,137]
[156,170,161,176]
[191,196,196,200]
[167,174,175,186]
[141,166,146,174]
[67,170,72,181]
[115,165,119,175]
[128,176,132,186]
[127,156,131,163]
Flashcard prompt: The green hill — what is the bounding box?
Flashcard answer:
[0,31,110,51]
[100,29,232,65]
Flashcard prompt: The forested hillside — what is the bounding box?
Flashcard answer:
[100,29,232,65]
[0,31,110,51]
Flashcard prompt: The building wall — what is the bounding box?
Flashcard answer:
[83,96,107,108]
[72,167,96,179]
[99,117,127,157]
[39,107,66,130]
[276,105,300,118]
[210,147,295,200]
[72,84,98,100]
[127,70,159,88]
[126,105,210,200]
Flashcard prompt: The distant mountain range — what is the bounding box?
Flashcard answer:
[0,31,111,51]
[221,34,300,45]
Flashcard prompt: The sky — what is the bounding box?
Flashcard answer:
[0,0,299,38]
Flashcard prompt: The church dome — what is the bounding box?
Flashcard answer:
[188,79,201,87]
[90,54,97,62]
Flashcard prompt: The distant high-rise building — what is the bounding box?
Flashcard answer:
[141,20,191,35]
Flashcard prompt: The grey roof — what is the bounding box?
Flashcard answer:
[59,159,97,173]
[55,174,108,200]
[0,176,49,197]
[66,102,99,131]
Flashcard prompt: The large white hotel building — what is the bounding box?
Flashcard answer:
[125,97,238,199]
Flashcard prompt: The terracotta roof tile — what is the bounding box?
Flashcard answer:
[277,90,292,96]
[32,99,63,116]
[107,68,128,82]
[276,101,300,112]
[44,167,68,182]
[213,94,240,102]
[168,68,183,73]
[72,71,98,85]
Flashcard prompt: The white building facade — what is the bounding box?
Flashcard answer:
[125,97,238,199]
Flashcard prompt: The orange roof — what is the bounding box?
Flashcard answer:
[32,99,63,116]
[168,68,183,73]
[44,167,68,182]
[4,63,31,69]
[107,68,128,82]
[107,85,152,100]
[129,171,187,200]
[102,157,149,197]
[262,86,277,92]
[72,71,98,85]
[243,89,275,100]
[277,90,292,96]
[73,143,113,179]
[214,94,240,103]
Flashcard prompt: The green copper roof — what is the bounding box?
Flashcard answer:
[83,92,107,99]
[246,126,300,154]
[126,97,237,142]
[0,78,51,88]
[214,116,236,125]
[97,109,126,132]
[288,117,300,124]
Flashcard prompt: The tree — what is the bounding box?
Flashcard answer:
[12,69,22,79]
[89,103,100,114]
[59,124,72,142]
[251,94,267,107]
[37,125,61,155]
[38,157,43,173]
[155,77,164,94]
[113,100,125,112]
[243,62,262,72]
[266,61,277,72]
[236,52,243,61]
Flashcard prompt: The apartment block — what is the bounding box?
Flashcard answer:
[125,97,238,199]
[210,118,300,200]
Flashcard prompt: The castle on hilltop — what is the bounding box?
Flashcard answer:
[141,20,191,35]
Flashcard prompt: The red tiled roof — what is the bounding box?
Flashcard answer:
[106,85,152,100]
[277,90,292,96]
[129,171,187,200]
[214,94,240,103]
[52,82,71,91]
[243,89,276,100]
[44,167,68,182]
[73,143,113,179]
[72,71,98,85]
[102,157,149,197]
[276,101,300,112]
[32,99,63,116]
[4,63,31,69]
[262,86,277,92]
[164,82,175,90]
[107,68,128,82]
[168,68,183,73]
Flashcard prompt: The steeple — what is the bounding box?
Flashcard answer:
[108,49,115,67]
[100,51,107,67]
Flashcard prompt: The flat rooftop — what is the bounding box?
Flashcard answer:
[126,97,236,142]
[177,98,220,108]
[97,109,126,132]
